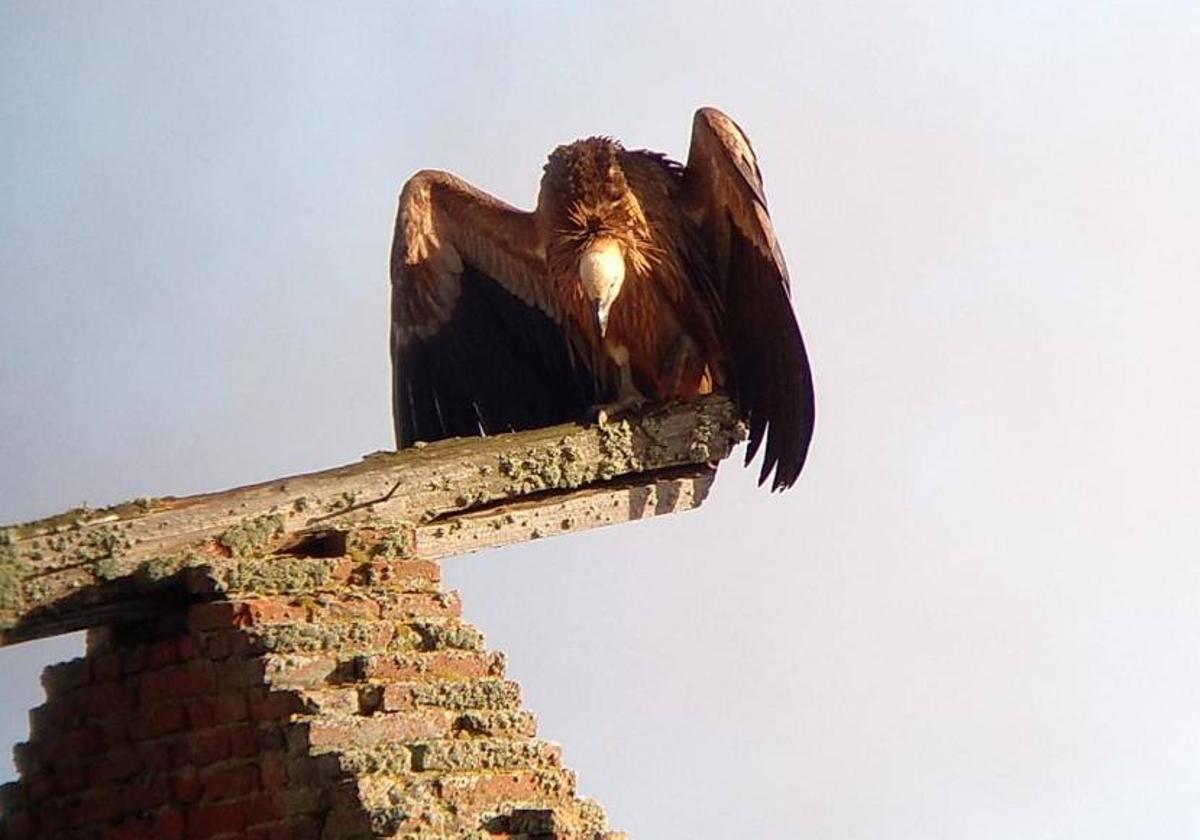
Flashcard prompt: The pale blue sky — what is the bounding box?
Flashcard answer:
[2,3,1199,837]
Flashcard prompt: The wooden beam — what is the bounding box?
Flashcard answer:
[0,397,741,646]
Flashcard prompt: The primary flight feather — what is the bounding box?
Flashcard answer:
[390,107,814,490]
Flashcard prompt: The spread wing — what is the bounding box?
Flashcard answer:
[684,107,815,490]
[390,170,595,447]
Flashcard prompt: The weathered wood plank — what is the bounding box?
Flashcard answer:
[0,397,741,646]
[414,464,717,559]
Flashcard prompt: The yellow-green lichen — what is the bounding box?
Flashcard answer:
[411,620,484,652]
[453,710,537,738]
[218,513,285,557]
[453,487,490,508]
[40,522,132,572]
[638,412,672,463]
[336,745,410,775]
[254,621,385,654]
[93,557,123,582]
[219,556,338,594]
[407,739,555,772]
[408,678,517,710]
[497,435,590,494]
[596,420,641,479]
[131,549,208,586]
[688,407,721,461]
[689,396,740,462]
[369,531,411,560]
[576,799,609,833]
[0,529,26,628]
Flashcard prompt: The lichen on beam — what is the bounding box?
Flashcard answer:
[415,464,717,559]
[0,396,741,646]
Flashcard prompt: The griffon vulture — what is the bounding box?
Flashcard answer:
[390,107,814,490]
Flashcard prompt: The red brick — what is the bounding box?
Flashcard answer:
[228,723,260,758]
[79,682,135,717]
[73,786,124,825]
[215,656,265,690]
[257,726,285,753]
[305,710,446,749]
[201,762,259,802]
[130,703,187,740]
[120,645,146,675]
[244,817,320,840]
[326,557,355,584]
[86,747,141,785]
[35,799,72,832]
[437,770,563,819]
[247,690,303,722]
[96,714,130,750]
[25,774,56,802]
[187,602,236,631]
[122,775,170,813]
[176,634,201,661]
[185,800,247,838]
[28,704,66,739]
[242,791,285,826]
[137,740,172,774]
[48,756,88,793]
[289,815,323,840]
[106,816,181,840]
[359,650,501,681]
[172,766,203,804]
[237,598,304,625]
[228,632,262,657]
[215,692,248,723]
[140,661,218,703]
[145,638,180,669]
[379,591,461,619]
[93,652,121,681]
[380,684,416,712]
[60,724,106,756]
[186,697,218,729]
[155,807,186,840]
[1,811,34,840]
[103,816,154,840]
[173,729,230,767]
[358,558,440,586]
[198,630,231,659]
[260,656,333,688]
[41,658,90,696]
[12,741,37,776]
[365,623,397,648]
[259,752,286,790]
[304,595,380,622]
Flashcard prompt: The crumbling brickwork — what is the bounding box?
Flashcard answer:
[0,538,621,839]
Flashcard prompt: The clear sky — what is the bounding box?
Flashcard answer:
[2,3,1198,837]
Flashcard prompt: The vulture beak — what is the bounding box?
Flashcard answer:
[579,238,625,341]
[595,300,611,337]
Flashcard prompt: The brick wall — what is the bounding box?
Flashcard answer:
[0,534,621,839]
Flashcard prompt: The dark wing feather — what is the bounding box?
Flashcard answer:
[390,170,595,447]
[683,108,815,490]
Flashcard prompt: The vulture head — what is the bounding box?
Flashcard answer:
[541,137,651,335]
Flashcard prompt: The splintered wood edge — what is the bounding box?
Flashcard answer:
[0,396,741,645]
[417,465,717,559]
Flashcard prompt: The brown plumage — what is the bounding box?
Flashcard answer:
[391,107,814,490]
